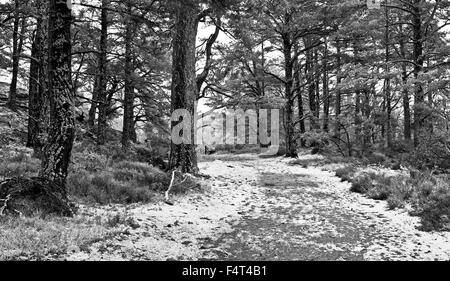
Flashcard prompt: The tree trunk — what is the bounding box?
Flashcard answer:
[122,1,136,148]
[314,49,320,122]
[294,55,305,147]
[282,23,297,158]
[334,38,342,136]
[88,75,98,128]
[322,37,330,132]
[354,43,362,155]
[399,27,411,141]
[305,40,317,131]
[40,0,75,189]
[168,0,199,173]
[355,89,362,155]
[96,0,109,145]
[362,88,371,153]
[7,0,22,110]
[384,3,393,148]
[27,3,46,153]
[412,0,426,147]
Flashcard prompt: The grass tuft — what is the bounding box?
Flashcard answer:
[0,214,114,260]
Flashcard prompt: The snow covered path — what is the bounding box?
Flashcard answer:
[67,154,450,261]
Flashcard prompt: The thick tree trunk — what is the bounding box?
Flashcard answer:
[96,0,109,145]
[40,0,75,189]
[168,0,199,173]
[122,1,136,148]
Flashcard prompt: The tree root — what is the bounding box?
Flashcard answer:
[0,177,75,217]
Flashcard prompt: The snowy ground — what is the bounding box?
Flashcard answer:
[66,153,450,261]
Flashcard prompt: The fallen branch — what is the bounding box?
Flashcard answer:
[0,194,11,216]
[164,171,176,205]
[172,176,189,187]
[164,171,198,205]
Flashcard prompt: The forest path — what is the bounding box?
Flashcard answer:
[198,154,450,261]
[67,154,450,261]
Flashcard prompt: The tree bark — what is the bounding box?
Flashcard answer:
[399,25,411,141]
[362,88,371,153]
[314,49,320,122]
[88,75,98,128]
[322,37,330,132]
[305,38,318,131]
[354,42,362,155]
[40,0,75,189]
[282,20,297,158]
[96,0,109,145]
[412,0,426,147]
[334,38,342,136]
[384,2,393,148]
[122,0,136,148]
[27,2,47,153]
[294,55,305,147]
[168,0,200,173]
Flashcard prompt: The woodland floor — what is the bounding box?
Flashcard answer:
[65,153,450,261]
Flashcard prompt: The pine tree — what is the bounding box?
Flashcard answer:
[40,0,75,188]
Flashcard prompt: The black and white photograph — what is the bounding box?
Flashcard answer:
[0,0,450,269]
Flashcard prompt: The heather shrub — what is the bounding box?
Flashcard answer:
[68,169,158,205]
[386,177,414,210]
[408,132,450,171]
[350,173,374,194]
[365,152,388,165]
[302,131,329,154]
[71,152,108,172]
[343,166,450,231]
[367,174,393,200]
[111,161,170,190]
[0,151,40,180]
[0,214,111,260]
[417,180,450,231]
[335,165,357,182]
[68,160,172,204]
